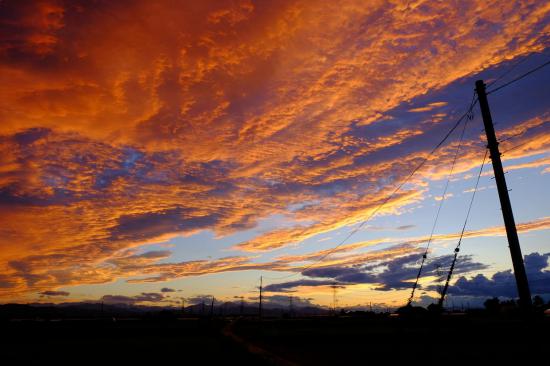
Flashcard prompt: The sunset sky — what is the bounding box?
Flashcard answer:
[1,0,549,309]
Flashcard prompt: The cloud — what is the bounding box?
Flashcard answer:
[232,190,425,252]
[2,215,548,298]
[256,294,314,308]
[408,102,448,113]
[108,250,173,268]
[396,225,415,231]
[502,156,550,174]
[101,292,165,305]
[263,280,339,293]
[434,193,453,201]
[160,287,175,293]
[185,295,215,305]
[0,0,65,57]
[39,290,69,297]
[273,216,550,266]
[0,0,549,300]
[448,252,550,298]
[266,252,487,293]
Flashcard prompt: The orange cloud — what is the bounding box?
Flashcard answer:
[232,189,424,252]
[409,102,448,113]
[3,215,548,301]
[272,216,550,268]
[1,0,549,301]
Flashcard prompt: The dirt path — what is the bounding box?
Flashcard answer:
[222,320,299,366]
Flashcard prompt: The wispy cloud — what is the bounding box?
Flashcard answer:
[408,102,448,113]
[0,0,549,300]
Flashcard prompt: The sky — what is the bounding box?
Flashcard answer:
[0,0,549,309]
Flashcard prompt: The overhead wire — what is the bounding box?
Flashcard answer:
[486,58,550,95]
[429,57,550,306]
[262,94,479,283]
[415,56,550,305]
[501,140,532,155]
[485,55,531,89]
[407,95,474,305]
[499,121,549,143]
[438,148,488,307]
[485,55,550,158]
[261,57,549,291]
[499,121,549,156]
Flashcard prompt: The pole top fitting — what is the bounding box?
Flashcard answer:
[475,80,485,88]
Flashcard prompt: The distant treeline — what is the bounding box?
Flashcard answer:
[2,296,549,321]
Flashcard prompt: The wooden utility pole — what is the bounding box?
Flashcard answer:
[475,80,532,310]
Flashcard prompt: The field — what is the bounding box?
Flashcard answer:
[3,315,548,365]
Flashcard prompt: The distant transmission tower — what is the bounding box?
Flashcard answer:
[239,296,245,315]
[330,284,339,314]
[259,276,263,319]
[289,295,294,317]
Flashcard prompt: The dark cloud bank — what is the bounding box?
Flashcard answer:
[265,252,550,302]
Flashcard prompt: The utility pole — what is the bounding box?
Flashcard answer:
[210,296,215,317]
[289,295,293,317]
[181,298,185,316]
[475,80,532,310]
[259,276,263,319]
[239,296,245,316]
[330,284,338,314]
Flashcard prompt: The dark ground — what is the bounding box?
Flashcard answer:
[2,318,263,365]
[2,315,548,365]
[233,315,549,365]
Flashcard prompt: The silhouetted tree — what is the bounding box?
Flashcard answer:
[427,303,442,313]
[484,297,500,313]
[532,295,549,313]
[499,299,518,314]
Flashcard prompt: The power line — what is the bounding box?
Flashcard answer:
[499,121,549,155]
[499,131,527,144]
[407,101,472,305]
[487,58,550,95]
[330,283,339,314]
[501,140,532,155]
[486,55,531,89]
[263,94,478,282]
[438,149,488,307]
